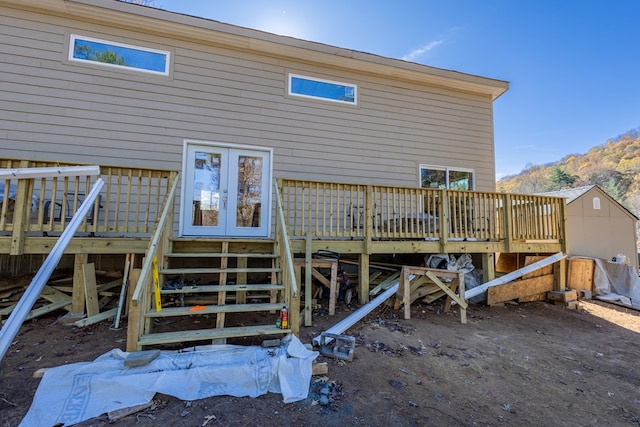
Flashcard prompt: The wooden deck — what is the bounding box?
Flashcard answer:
[1,159,568,351]
[279,178,567,254]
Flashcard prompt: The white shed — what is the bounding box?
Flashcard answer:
[542,185,639,271]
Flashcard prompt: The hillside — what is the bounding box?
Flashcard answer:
[496,129,640,217]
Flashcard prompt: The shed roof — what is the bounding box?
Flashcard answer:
[539,185,639,220]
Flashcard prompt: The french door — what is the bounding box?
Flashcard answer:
[182,143,271,237]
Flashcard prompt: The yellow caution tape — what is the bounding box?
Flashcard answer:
[152,256,162,312]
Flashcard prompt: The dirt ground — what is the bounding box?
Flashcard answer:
[1,295,640,427]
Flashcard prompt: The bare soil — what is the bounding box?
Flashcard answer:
[1,296,640,427]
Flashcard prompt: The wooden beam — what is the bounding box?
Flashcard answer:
[482,252,495,283]
[554,258,566,291]
[82,263,99,317]
[487,274,554,305]
[72,253,88,313]
[359,253,369,304]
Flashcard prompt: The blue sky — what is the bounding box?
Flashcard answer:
[157,0,640,180]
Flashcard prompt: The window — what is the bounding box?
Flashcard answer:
[420,165,474,190]
[592,197,601,210]
[288,73,357,105]
[69,35,170,75]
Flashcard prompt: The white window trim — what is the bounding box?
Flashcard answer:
[69,34,171,76]
[287,73,358,105]
[418,164,476,190]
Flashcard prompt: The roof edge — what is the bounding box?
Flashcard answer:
[4,0,509,100]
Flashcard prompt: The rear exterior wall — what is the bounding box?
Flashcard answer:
[0,6,497,191]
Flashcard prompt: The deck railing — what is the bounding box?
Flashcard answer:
[278,178,567,244]
[127,172,180,351]
[1,159,177,254]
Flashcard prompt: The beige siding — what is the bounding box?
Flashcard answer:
[0,5,497,192]
[566,188,638,270]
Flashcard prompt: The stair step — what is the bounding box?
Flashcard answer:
[138,324,290,347]
[167,252,277,258]
[160,267,280,275]
[145,302,283,317]
[160,284,284,294]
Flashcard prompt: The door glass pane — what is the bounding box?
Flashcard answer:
[236,155,263,228]
[192,151,221,226]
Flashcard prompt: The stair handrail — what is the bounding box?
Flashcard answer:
[127,171,179,351]
[274,179,298,298]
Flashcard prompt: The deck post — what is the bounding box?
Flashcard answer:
[72,253,89,313]
[304,233,313,325]
[9,161,31,255]
[482,253,495,283]
[359,253,370,304]
[438,190,448,253]
[554,258,567,291]
[359,185,373,304]
[503,194,513,253]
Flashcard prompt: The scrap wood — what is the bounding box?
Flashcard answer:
[107,402,154,422]
[74,308,117,327]
[487,274,554,305]
[332,258,401,272]
[466,252,565,301]
[522,256,554,279]
[369,271,401,296]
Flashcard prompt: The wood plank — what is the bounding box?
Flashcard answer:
[138,324,290,346]
[145,302,284,317]
[160,284,284,294]
[160,267,279,274]
[82,263,99,317]
[38,285,70,304]
[168,252,276,258]
[522,256,554,279]
[369,271,401,296]
[71,253,88,313]
[74,308,117,327]
[487,274,554,305]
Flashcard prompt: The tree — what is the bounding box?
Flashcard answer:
[74,44,127,66]
[549,167,577,191]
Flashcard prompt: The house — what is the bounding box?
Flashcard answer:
[0,0,568,351]
[540,185,639,270]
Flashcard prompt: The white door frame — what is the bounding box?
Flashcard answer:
[179,140,273,238]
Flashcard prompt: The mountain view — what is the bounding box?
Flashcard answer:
[496,129,640,219]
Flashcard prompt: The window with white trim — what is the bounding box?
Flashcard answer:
[420,165,475,190]
[69,34,170,75]
[288,73,357,105]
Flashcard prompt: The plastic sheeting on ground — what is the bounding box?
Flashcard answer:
[20,335,318,427]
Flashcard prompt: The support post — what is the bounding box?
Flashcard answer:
[72,253,89,313]
[554,258,567,291]
[9,161,31,255]
[359,253,369,304]
[482,253,495,283]
[304,233,312,326]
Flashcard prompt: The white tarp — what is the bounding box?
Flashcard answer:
[593,257,640,307]
[20,335,317,427]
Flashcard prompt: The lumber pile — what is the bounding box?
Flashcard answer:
[0,268,124,326]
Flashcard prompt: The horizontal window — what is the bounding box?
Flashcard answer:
[69,35,170,75]
[288,73,357,105]
[420,165,475,190]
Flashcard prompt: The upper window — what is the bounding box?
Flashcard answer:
[420,165,474,190]
[69,35,170,76]
[288,73,357,105]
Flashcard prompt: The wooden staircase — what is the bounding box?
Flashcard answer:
[135,238,292,349]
